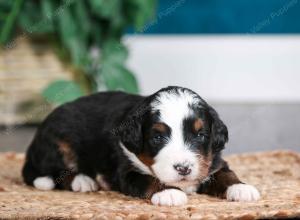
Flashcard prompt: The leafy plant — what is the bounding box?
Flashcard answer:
[0,0,156,104]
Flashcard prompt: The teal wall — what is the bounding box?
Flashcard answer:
[130,0,300,34]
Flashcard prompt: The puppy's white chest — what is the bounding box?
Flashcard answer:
[182,185,198,195]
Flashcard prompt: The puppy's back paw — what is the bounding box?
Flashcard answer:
[226,183,260,202]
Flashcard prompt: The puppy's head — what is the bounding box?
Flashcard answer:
[119,86,228,188]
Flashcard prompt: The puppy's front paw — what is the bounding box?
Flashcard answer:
[151,189,188,206]
[71,174,98,192]
[226,184,260,202]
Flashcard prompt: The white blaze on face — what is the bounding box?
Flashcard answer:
[151,90,200,184]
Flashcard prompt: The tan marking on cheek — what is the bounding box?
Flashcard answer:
[194,118,203,132]
[57,141,77,171]
[152,123,167,133]
[197,155,212,181]
[138,154,155,167]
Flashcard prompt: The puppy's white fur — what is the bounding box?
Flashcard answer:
[183,185,198,195]
[226,184,260,202]
[151,90,200,183]
[33,176,55,191]
[151,189,188,206]
[71,174,98,192]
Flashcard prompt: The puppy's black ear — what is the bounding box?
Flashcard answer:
[208,105,228,152]
[114,104,149,154]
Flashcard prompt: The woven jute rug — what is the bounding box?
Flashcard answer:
[0,151,299,220]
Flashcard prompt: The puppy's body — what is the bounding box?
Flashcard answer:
[23,92,144,191]
[23,87,260,205]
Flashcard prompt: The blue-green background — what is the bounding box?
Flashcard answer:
[129,0,300,34]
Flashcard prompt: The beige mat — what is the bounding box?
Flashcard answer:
[0,151,299,219]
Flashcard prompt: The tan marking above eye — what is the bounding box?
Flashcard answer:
[194,118,203,132]
[152,123,167,133]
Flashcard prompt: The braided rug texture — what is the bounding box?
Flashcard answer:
[0,150,299,219]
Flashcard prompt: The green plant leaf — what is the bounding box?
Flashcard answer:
[57,7,76,46]
[42,80,84,105]
[73,1,91,41]
[98,40,138,93]
[3,0,157,93]
[18,1,42,33]
[124,0,156,31]
[40,0,54,33]
[0,1,14,10]
[0,0,23,44]
[102,40,128,65]
[57,6,87,67]
[89,0,120,18]
[101,63,139,93]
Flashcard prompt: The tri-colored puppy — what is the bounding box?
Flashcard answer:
[23,86,260,206]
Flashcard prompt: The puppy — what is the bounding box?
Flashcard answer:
[22,86,260,206]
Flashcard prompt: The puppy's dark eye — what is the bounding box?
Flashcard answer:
[196,132,207,142]
[152,134,165,144]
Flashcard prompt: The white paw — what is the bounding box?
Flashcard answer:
[33,176,55,191]
[71,174,98,192]
[151,189,188,206]
[226,184,260,202]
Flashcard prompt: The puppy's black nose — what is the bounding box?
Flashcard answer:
[173,164,191,176]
